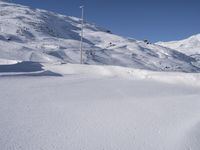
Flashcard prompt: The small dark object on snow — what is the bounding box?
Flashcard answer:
[106,30,112,33]
[143,39,151,44]
[6,37,11,41]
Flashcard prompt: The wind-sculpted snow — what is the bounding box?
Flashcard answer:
[0,1,200,72]
[44,63,200,87]
[1,1,200,150]
[0,61,61,76]
[0,58,19,65]
[0,61,43,72]
[0,64,200,150]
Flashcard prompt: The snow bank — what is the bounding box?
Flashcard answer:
[44,63,200,87]
[0,65,200,150]
[0,58,20,65]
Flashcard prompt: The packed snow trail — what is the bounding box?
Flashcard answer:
[0,64,200,150]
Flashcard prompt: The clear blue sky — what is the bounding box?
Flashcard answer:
[13,0,200,42]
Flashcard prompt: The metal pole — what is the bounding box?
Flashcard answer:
[80,6,84,64]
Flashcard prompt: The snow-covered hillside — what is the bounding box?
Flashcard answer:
[157,34,200,55]
[1,1,200,149]
[0,0,200,72]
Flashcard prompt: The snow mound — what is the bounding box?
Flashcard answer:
[1,63,200,150]
[0,58,20,65]
[0,61,61,76]
[45,63,200,87]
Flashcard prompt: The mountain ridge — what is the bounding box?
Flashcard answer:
[157,34,200,55]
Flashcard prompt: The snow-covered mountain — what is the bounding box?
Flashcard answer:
[0,0,200,72]
[157,34,200,55]
[157,34,200,68]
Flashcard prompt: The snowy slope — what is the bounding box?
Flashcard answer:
[157,34,200,55]
[157,34,200,68]
[0,1,200,72]
[1,64,200,150]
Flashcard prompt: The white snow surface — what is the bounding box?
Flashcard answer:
[0,58,19,64]
[0,63,200,150]
[0,1,200,72]
[157,34,200,55]
[1,1,200,149]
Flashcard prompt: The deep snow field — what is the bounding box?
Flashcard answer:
[1,1,200,150]
[0,62,200,150]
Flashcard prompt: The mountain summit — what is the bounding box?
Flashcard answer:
[0,1,199,72]
[157,34,200,55]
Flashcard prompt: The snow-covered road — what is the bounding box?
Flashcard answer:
[0,64,200,150]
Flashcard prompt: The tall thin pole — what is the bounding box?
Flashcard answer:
[80,6,84,64]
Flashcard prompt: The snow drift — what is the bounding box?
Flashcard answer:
[0,63,200,150]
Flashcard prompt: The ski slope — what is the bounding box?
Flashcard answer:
[0,63,200,150]
[0,1,200,72]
